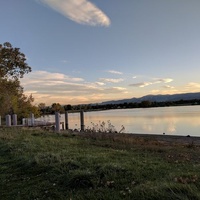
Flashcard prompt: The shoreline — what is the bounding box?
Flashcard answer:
[70,130,200,146]
[123,132,200,145]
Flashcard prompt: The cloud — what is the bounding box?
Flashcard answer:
[21,71,127,105]
[61,60,68,63]
[95,82,105,86]
[107,70,123,75]
[129,78,173,88]
[38,0,111,26]
[186,82,200,88]
[163,85,175,89]
[99,78,124,83]
[22,70,84,84]
[153,78,173,84]
[129,82,152,88]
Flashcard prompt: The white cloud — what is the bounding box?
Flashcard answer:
[95,82,105,86]
[186,82,200,88]
[21,71,127,105]
[107,70,123,75]
[154,78,173,84]
[22,70,84,84]
[163,85,175,89]
[61,60,68,63]
[99,78,124,83]
[129,82,153,88]
[38,0,111,26]
[129,78,173,88]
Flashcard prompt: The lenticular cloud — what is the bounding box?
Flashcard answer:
[39,0,111,26]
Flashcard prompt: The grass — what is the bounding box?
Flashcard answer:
[0,127,200,199]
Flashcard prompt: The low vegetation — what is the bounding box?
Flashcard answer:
[0,127,200,199]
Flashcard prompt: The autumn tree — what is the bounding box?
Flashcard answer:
[0,42,39,119]
[51,103,64,113]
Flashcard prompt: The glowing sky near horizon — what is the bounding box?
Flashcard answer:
[1,0,200,105]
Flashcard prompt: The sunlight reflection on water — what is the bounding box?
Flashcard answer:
[38,105,200,137]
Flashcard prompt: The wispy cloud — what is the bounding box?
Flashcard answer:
[107,70,123,75]
[153,78,173,84]
[163,85,175,89]
[129,78,173,88]
[22,70,84,83]
[129,82,152,88]
[186,82,200,89]
[21,71,127,105]
[95,82,105,86]
[61,60,68,63]
[38,0,111,26]
[99,78,124,83]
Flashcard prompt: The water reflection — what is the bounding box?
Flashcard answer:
[38,106,200,137]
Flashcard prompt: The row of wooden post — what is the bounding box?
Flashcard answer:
[55,111,85,132]
[0,113,35,127]
[0,111,85,132]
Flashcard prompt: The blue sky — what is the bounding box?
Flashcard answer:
[1,0,200,105]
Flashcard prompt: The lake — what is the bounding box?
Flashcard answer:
[37,105,200,137]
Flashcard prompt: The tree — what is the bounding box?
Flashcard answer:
[0,42,31,80]
[51,103,64,113]
[0,42,39,119]
[64,104,72,111]
[0,78,23,116]
[140,100,152,108]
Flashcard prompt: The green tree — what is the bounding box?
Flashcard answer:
[140,100,152,108]
[0,42,39,119]
[51,103,64,113]
[64,104,72,111]
[0,42,31,79]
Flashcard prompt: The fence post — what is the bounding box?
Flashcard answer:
[55,112,60,132]
[22,118,26,126]
[80,111,84,131]
[6,115,11,127]
[30,113,34,126]
[0,116,1,126]
[65,111,69,130]
[12,114,17,126]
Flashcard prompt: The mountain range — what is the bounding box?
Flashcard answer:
[101,92,200,105]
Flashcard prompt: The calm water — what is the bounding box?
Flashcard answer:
[38,105,200,137]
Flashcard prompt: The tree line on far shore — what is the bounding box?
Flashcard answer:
[38,98,200,115]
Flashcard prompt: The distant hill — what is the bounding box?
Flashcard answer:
[101,92,200,105]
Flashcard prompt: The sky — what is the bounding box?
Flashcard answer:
[1,0,200,105]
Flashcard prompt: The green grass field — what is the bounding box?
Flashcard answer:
[0,127,200,200]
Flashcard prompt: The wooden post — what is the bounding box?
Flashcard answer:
[0,116,1,126]
[12,114,17,126]
[55,112,60,132]
[80,111,84,131]
[65,111,69,130]
[22,118,26,126]
[6,115,11,127]
[30,113,34,126]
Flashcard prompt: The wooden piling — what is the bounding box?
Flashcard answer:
[80,111,84,131]
[12,114,17,126]
[65,111,69,130]
[30,113,34,126]
[6,115,11,127]
[55,112,60,132]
